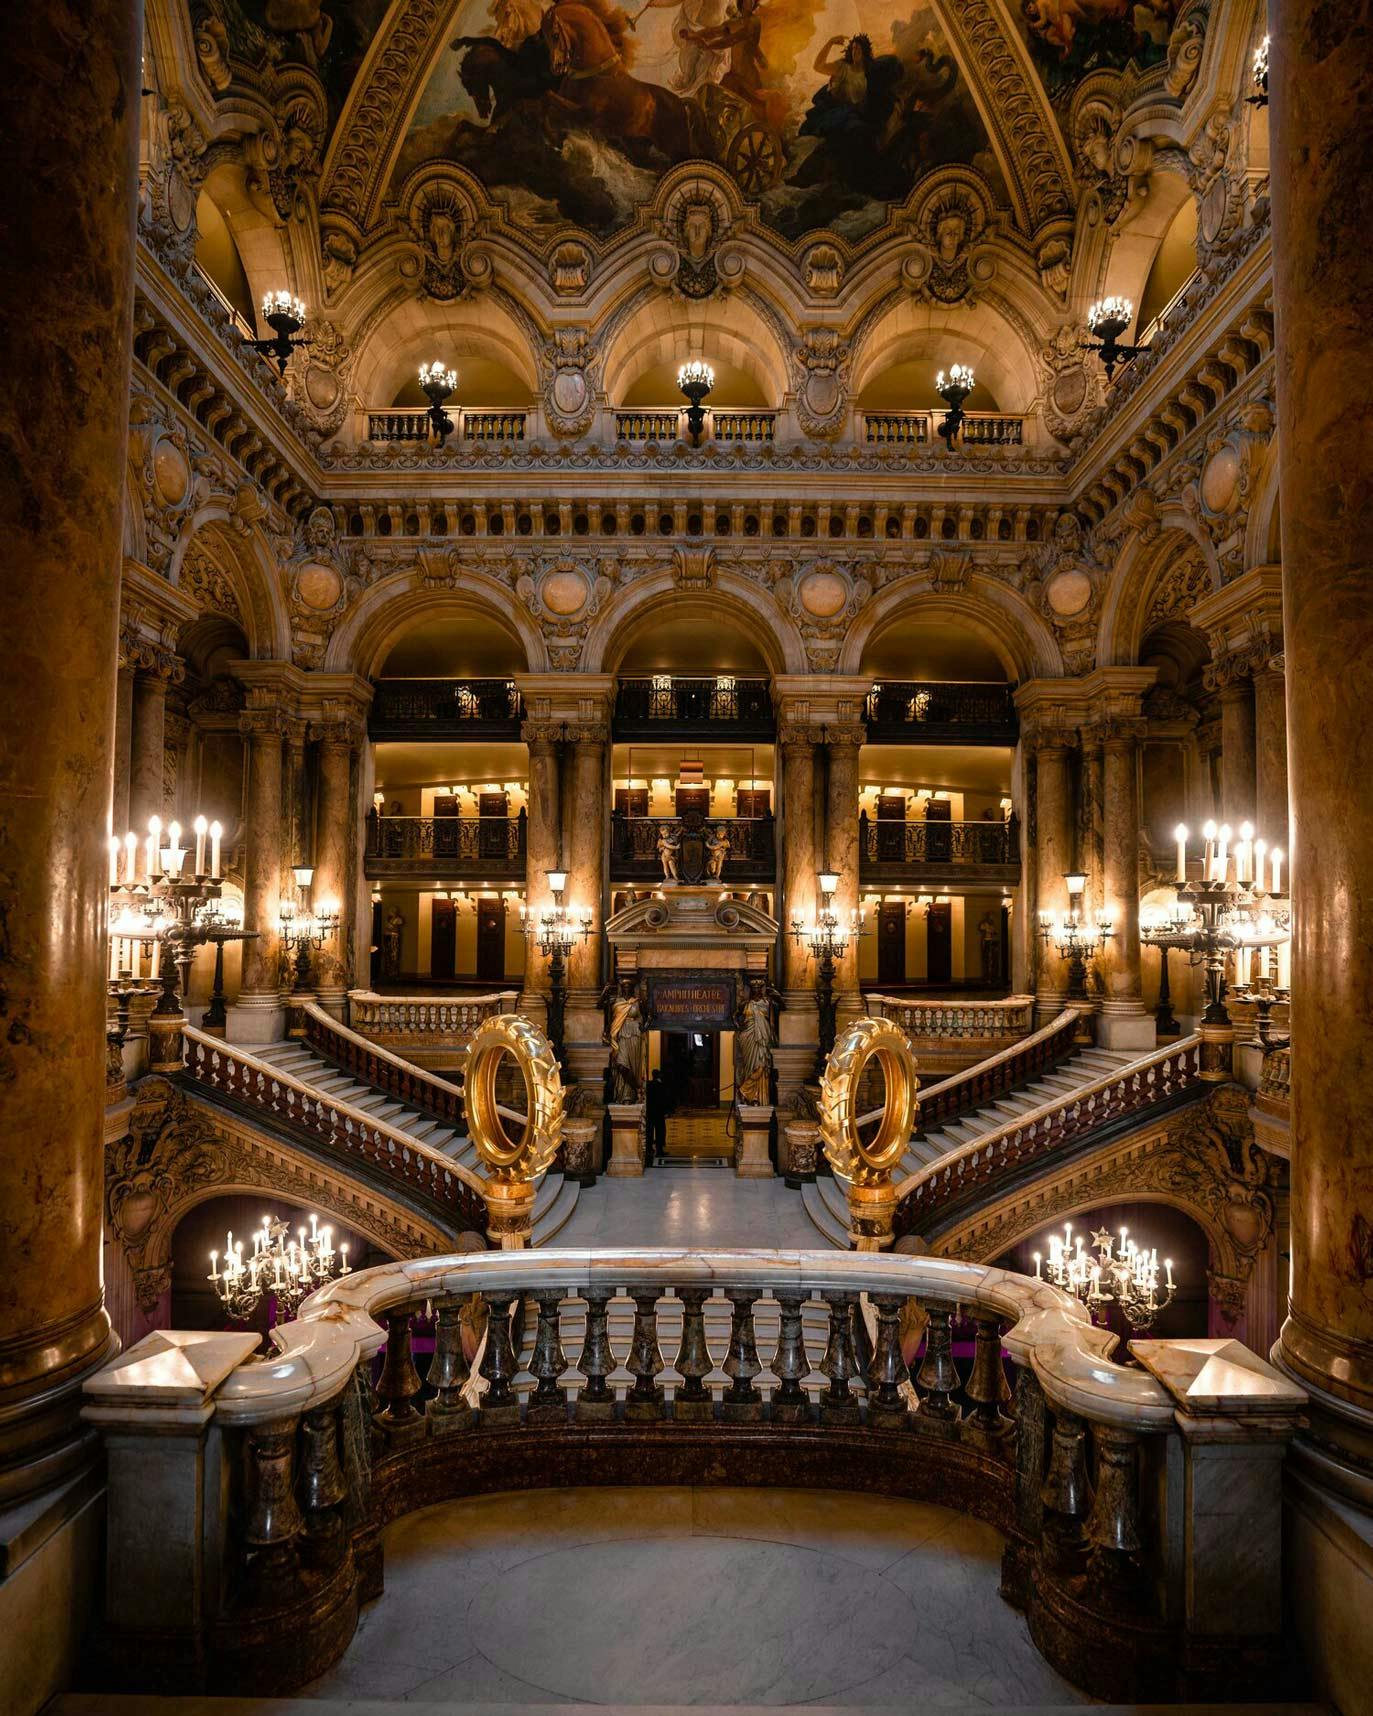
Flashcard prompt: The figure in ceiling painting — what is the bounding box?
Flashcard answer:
[1016,0,1180,103]
[398,0,1006,242]
[217,0,391,124]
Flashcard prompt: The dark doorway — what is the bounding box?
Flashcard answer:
[662,1029,720,1110]
[876,793,906,862]
[878,902,907,985]
[431,898,456,980]
[924,797,953,863]
[370,898,382,984]
[478,790,509,860]
[926,901,953,984]
[434,792,460,859]
[476,897,505,982]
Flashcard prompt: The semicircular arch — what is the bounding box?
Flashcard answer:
[1097,516,1219,668]
[327,569,545,678]
[840,580,1060,682]
[600,290,790,409]
[170,512,292,661]
[583,571,804,676]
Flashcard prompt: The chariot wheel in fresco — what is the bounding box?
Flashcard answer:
[725,121,785,193]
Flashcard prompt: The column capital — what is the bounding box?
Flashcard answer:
[823,722,866,750]
[563,719,610,747]
[521,719,563,748]
[778,722,817,751]
[238,707,288,741]
[1084,715,1148,749]
[310,714,366,751]
[123,635,184,684]
[1204,642,1270,693]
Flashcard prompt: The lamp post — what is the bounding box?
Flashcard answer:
[278,866,339,1032]
[521,869,592,1070]
[419,359,457,446]
[935,362,975,450]
[1038,871,1113,1003]
[790,869,865,1074]
[248,290,309,375]
[677,359,714,446]
[1082,297,1148,381]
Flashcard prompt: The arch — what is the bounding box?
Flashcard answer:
[583,572,805,676]
[850,297,1041,417]
[600,291,790,410]
[1096,515,1220,668]
[169,512,293,662]
[349,291,541,411]
[1098,168,1195,332]
[840,580,1061,682]
[197,161,294,322]
[326,570,545,678]
[1244,431,1283,574]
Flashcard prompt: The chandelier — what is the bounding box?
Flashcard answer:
[935,363,975,450]
[1035,1221,1177,1333]
[419,359,458,446]
[208,1211,350,1324]
[278,865,340,993]
[1038,871,1113,1000]
[677,359,714,446]
[249,290,309,375]
[1083,297,1148,380]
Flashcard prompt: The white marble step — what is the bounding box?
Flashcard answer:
[801,1177,852,1248]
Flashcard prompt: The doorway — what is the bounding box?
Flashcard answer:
[878,902,907,985]
[431,897,457,981]
[662,1029,720,1110]
[476,897,505,982]
[926,901,953,984]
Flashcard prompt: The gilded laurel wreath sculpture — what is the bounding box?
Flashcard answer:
[464,1013,565,1184]
[819,1016,921,1187]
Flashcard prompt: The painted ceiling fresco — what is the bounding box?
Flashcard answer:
[1013,0,1178,104]
[221,0,392,124]
[396,0,1005,241]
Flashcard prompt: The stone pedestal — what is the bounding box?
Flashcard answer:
[846,1179,897,1252]
[781,1120,820,1187]
[561,1117,600,1186]
[734,1104,774,1178]
[482,1180,535,1250]
[606,1103,645,1176]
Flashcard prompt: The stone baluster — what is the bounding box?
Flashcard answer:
[965,1313,1011,1433]
[478,1293,521,1427]
[672,1287,714,1423]
[1001,1367,1049,1608]
[1039,1407,1092,1577]
[243,1417,304,1586]
[771,1291,811,1425]
[820,1292,861,1426]
[865,1294,910,1429]
[575,1287,617,1423]
[375,1310,424,1445]
[721,1290,764,1422]
[298,1402,347,1570]
[427,1303,474,1433]
[528,1291,569,1425]
[915,1305,960,1420]
[625,1287,666,1421]
[1085,1423,1146,1603]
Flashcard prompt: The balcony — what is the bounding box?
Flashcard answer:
[366,406,527,444]
[614,408,778,446]
[861,409,1025,449]
[859,813,1019,887]
[369,678,524,739]
[365,812,526,881]
[610,812,775,883]
[864,682,1018,745]
[614,675,773,739]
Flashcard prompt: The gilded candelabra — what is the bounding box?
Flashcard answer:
[790,870,867,1073]
[520,869,592,1068]
[1038,871,1113,1002]
[209,1211,350,1325]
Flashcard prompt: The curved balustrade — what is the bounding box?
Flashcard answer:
[181,1025,487,1231]
[913,1008,1083,1137]
[868,994,1035,1042]
[303,1003,470,1129]
[347,988,517,1050]
[895,1034,1205,1238]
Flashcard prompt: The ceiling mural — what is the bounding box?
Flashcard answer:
[1013,0,1179,104]
[218,0,391,127]
[395,0,1007,242]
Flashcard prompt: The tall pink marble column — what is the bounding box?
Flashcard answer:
[1217,676,1257,827]
[521,725,561,1006]
[780,728,817,1001]
[128,666,172,831]
[1096,723,1152,1048]
[111,659,134,835]
[564,722,609,1001]
[1032,737,1075,1016]
[0,0,140,1502]
[311,714,365,1013]
[1253,655,1289,852]
[824,726,864,1011]
[230,708,286,1041]
[1271,0,1373,1443]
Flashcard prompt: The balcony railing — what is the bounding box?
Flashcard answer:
[348,988,519,1053]
[614,675,773,735]
[614,409,778,445]
[861,410,1025,448]
[864,681,1018,744]
[366,407,527,444]
[610,812,776,881]
[368,678,523,738]
[365,813,526,878]
[867,994,1035,1043]
[859,813,1018,881]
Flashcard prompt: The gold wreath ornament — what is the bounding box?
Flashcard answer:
[464,1013,565,1184]
[819,1016,920,1186]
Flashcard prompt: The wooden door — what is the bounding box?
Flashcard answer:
[478,790,509,860]
[434,793,460,859]
[431,898,456,980]
[476,898,505,981]
[736,788,770,819]
[878,903,907,984]
[924,797,952,864]
[675,786,710,818]
[876,795,906,863]
[614,786,649,818]
[926,901,952,984]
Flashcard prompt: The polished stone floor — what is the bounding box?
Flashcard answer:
[297,1486,1088,1707]
[552,1169,820,1250]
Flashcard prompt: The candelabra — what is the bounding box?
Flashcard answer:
[677,359,714,446]
[208,1211,350,1326]
[790,870,867,1071]
[1034,1221,1176,1334]
[248,290,309,375]
[279,865,340,996]
[1139,900,1192,1036]
[1038,872,1113,1002]
[520,869,593,1067]
[1248,34,1269,107]
[935,363,975,450]
[1082,297,1148,381]
[419,359,457,446]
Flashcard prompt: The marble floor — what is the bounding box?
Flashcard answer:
[551,1171,821,1250]
[296,1486,1089,1708]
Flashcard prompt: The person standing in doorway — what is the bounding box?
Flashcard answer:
[645,1068,670,1165]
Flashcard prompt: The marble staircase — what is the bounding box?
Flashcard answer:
[249,1040,580,1246]
[801,1043,1141,1247]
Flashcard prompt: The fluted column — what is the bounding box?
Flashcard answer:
[229,706,286,1042]
[825,724,864,1014]
[522,723,561,1006]
[0,0,140,1503]
[311,710,366,1014]
[128,658,181,831]
[1031,735,1074,1017]
[1097,720,1152,1049]
[1254,654,1289,852]
[1271,0,1373,1472]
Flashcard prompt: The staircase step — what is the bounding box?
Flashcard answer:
[531,1175,581,1245]
[802,1179,851,1248]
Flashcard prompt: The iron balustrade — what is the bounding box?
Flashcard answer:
[365,813,526,877]
[864,681,1018,744]
[368,679,523,737]
[610,812,776,880]
[859,813,1018,880]
[614,674,773,735]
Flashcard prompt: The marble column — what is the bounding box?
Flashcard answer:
[824,725,864,1014]
[0,0,140,1503]
[311,715,363,1014]
[229,707,286,1042]
[564,722,607,1000]
[1271,0,1373,1457]
[1032,736,1074,1017]
[1217,675,1257,827]
[111,660,134,834]
[779,728,817,1001]
[1097,723,1153,1049]
[128,665,173,831]
[522,724,561,1007]
[1253,655,1289,851]
[285,718,309,871]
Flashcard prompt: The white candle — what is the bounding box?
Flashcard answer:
[1271,848,1284,895]
[124,831,138,885]
[194,815,207,876]
[147,816,163,879]
[209,820,222,880]
[1216,824,1231,883]
[1202,819,1216,880]
[1277,936,1290,989]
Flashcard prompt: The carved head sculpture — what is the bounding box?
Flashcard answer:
[428,207,459,267]
[935,208,968,265]
[680,199,717,263]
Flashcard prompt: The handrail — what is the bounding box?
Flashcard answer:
[209,1244,1174,1431]
[303,1002,469,1127]
[894,1033,1205,1227]
[346,989,517,1049]
[912,1007,1082,1133]
[867,994,1035,1040]
[181,1025,488,1222]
